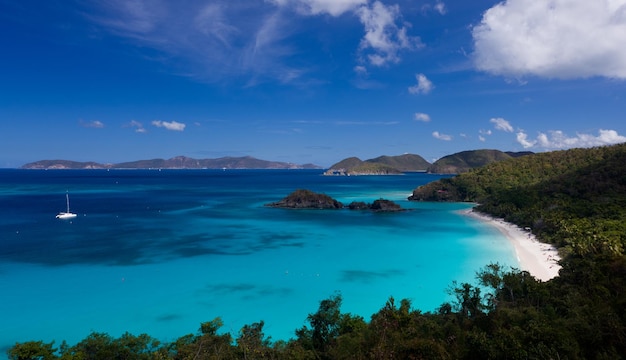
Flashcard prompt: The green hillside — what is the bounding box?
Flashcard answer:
[325,156,363,171]
[349,162,402,175]
[411,143,626,257]
[325,154,430,175]
[428,149,516,174]
[366,154,430,171]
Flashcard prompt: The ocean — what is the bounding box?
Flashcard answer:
[0,169,516,353]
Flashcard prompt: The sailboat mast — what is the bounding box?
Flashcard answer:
[66,192,70,212]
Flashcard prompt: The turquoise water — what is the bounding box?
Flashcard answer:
[0,169,516,353]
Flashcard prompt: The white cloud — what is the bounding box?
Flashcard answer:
[479,129,492,136]
[408,73,433,95]
[194,4,239,47]
[80,120,104,128]
[490,117,514,132]
[432,131,452,141]
[472,0,626,79]
[152,120,186,131]
[434,1,447,15]
[356,1,423,67]
[421,1,447,15]
[414,113,431,122]
[86,0,162,37]
[516,131,535,148]
[268,0,366,16]
[353,65,368,75]
[479,135,486,142]
[127,120,146,133]
[516,129,626,149]
[86,0,421,84]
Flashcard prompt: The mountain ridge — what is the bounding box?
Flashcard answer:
[21,156,321,170]
[325,150,533,175]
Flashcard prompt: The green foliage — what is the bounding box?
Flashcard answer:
[428,149,516,174]
[327,156,363,171]
[349,162,402,175]
[365,154,431,172]
[8,341,57,360]
[411,143,626,257]
[265,189,343,209]
[326,153,431,174]
[9,259,626,359]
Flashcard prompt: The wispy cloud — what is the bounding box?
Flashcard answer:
[432,131,452,141]
[267,0,366,16]
[516,129,626,149]
[356,1,423,67]
[422,1,447,15]
[473,0,626,79]
[152,120,186,131]
[84,0,421,85]
[408,73,434,95]
[80,120,104,128]
[478,129,492,142]
[126,120,146,133]
[335,120,399,126]
[414,113,431,122]
[490,117,514,132]
[84,0,162,38]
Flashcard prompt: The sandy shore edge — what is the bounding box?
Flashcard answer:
[461,208,561,281]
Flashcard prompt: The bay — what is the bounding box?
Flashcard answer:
[0,169,516,353]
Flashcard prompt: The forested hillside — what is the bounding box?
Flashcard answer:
[427,149,519,174]
[9,144,626,359]
[325,154,429,175]
[410,143,626,257]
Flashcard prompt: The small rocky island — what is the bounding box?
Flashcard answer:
[265,189,343,209]
[265,189,404,212]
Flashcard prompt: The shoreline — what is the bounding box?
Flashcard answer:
[461,208,561,281]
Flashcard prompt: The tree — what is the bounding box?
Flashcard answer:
[296,294,343,359]
[7,341,57,360]
[236,321,270,360]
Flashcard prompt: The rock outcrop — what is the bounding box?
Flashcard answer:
[265,189,343,209]
[267,190,404,212]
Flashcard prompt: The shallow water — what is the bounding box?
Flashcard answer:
[0,169,516,353]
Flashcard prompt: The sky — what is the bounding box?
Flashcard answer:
[1,0,625,168]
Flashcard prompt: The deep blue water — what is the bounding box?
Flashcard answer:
[0,169,516,354]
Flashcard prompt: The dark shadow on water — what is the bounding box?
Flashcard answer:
[340,269,405,284]
[1,218,311,267]
[156,314,183,322]
[200,283,294,301]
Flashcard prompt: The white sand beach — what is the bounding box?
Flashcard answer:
[462,209,561,281]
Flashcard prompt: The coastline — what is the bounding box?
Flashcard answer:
[461,208,561,281]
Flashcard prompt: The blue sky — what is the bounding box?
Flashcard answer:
[1,0,625,167]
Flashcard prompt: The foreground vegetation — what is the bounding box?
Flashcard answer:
[9,257,626,359]
[10,144,626,359]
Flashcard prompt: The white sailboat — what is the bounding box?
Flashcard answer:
[56,192,77,219]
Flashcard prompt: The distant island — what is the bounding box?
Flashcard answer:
[21,149,534,172]
[21,156,321,170]
[266,189,404,212]
[324,154,430,175]
[324,150,533,175]
[427,149,533,174]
